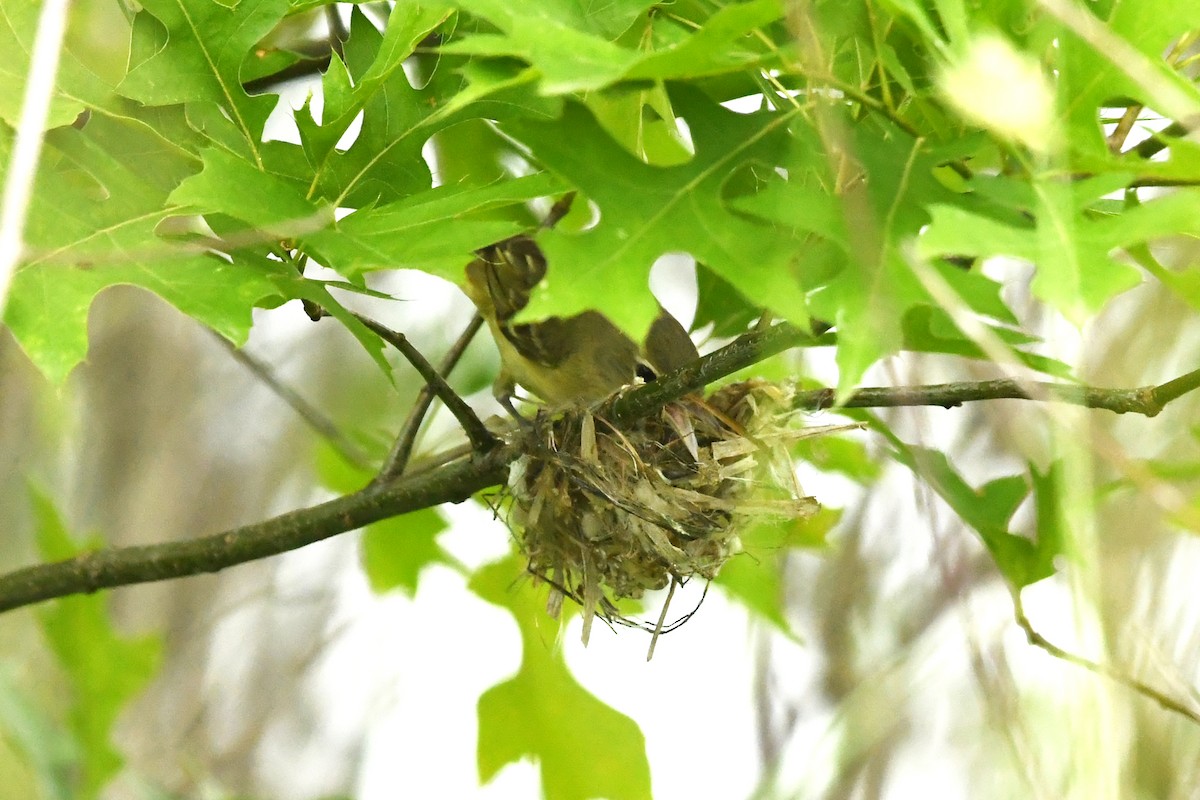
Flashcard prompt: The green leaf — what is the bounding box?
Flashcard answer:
[1056,0,1200,158]
[1128,243,1200,313]
[356,3,454,102]
[298,6,455,206]
[1028,460,1069,581]
[473,556,651,800]
[0,0,125,127]
[805,129,944,392]
[900,307,1073,378]
[584,83,695,166]
[1097,188,1200,249]
[715,553,794,638]
[7,256,281,385]
[883,434,1062,589]
[3,113,282,384]
[793,436,882,483]
[625,0,785,81]
[442,0,648,93]
[304,172,568,282]
[18,114,198,259]
[361,508,452,596]
[716,507,841,638]
[1029,178,1141,323]
[502,88,808,341]
[919,175,1146,323]
[28,487,161,800]
[169,147,332,235]
[119,0,289,160]
[446,0,787,93]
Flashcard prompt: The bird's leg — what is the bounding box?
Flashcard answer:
[494,370,534,429]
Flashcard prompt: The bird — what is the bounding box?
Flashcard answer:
[463,234,698,411]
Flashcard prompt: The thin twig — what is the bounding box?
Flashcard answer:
[1149,366,1200,407]
[793,373,1198,417]
[646,576,677,662]
[353,312,499,454]
[1133,121,1187,159]
[610,323,1198,422]
[1012,592,1200,726]
[541,191,576,229]
[210,330,373,470]
[1107,104,1143,154]
[376,313,485,481]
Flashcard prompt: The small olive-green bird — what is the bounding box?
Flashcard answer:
[464,235,698,408]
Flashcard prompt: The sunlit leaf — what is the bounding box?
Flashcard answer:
[360,508,452,596]
[119,0,288,159]
[0,0,127,127]
[502,88,808,341]
[473,556,651,800]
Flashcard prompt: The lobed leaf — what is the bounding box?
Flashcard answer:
[472,556,651,800]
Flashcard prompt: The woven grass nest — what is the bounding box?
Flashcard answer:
[507,379,856,652]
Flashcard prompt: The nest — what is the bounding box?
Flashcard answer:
[508,380,852,652]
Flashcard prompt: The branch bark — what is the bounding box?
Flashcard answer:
[0,442,516,614]
[2,323,1197,615]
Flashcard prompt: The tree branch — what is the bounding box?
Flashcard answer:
[2,323,1198,616]
[0,443,517,614]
